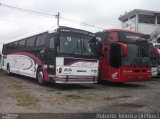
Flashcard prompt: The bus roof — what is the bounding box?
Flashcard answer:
[5,26,94,44]
[5,29,53,44]
[58,26,95,36]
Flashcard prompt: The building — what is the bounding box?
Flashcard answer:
[119,9,160,43]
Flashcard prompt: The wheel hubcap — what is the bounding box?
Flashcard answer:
[38,71,44,83]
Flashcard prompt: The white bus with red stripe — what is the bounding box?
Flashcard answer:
[2,26,99,85]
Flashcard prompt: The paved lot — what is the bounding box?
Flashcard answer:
[0,70,160,114]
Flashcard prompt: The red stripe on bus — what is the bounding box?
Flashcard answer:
[8,52,49,81]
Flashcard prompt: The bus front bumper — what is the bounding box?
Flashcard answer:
[49,75,98,84]
[121,73,151,82]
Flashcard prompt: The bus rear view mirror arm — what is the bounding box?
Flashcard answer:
[118,42,128,57]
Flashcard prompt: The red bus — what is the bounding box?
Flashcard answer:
[95,29,152,83]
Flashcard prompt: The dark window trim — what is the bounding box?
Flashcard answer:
[139,14,155,24]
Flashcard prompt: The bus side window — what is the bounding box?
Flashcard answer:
[19,39,26,49]
[5,44,8,53]
[2,45,6,54]
[35,35,42,46]
[26,36,36,48]
[13,41,19,50]
[49,37,55,49]
[7,43,13,52]
[35,33,47,46]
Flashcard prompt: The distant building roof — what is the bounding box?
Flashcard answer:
[119,9,160,21]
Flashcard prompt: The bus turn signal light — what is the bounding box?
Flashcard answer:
[123,70,133,73]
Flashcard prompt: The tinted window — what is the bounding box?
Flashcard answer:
[81,36,92,55]
[12,41,19,50]
[26,36,36,47]
[60,35,81,54]
[7,43,13,50]
[110,44,122,68]
[122,44,150,66]
[122,44,138,66]
[139,14,155,24]
[35,33,47,46]
[19,39,26,48]
[49,37,55,49]
[2,44,7,54]
[12,41,18,48]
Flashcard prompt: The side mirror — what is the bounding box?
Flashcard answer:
[118,43,128,57]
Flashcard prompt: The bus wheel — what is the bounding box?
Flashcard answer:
[6,64,11,75]
[37,68,47,86]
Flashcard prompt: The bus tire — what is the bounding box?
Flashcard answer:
[6,64,11,75]
[36,67,47,86]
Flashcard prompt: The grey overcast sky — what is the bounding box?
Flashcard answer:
[0,0,159,50]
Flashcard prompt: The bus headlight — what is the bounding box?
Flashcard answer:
[123,70,133,73]
[147,70,151,72]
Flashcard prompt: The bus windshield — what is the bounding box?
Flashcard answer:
[59,34,93,55]
[121,43,150,66]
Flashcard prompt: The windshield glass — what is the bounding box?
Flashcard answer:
[60,35,81,54]
[81,36,92,55]
[122,43,150,66]
[59,34,93,55]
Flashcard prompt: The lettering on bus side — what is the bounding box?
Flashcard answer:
[77,70,87,72]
